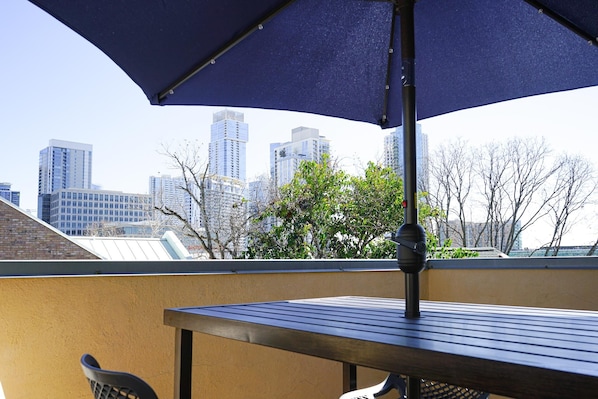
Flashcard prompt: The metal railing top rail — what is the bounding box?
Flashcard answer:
[427,256,598,269]
[0,258,399,277]
[0,256,597,277]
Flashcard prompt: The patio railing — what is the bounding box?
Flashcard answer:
[0,257,596,399]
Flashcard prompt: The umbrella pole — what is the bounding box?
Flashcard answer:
[396,9,424,399]
[395,0,426,322]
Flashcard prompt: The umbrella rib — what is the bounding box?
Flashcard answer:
[380,3,400,128]
[157,0,298,103]
[524,0,598,46]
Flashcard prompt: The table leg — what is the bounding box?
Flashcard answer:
[342,363,357,392]
[174,328,193,399]
[406,376,421,399]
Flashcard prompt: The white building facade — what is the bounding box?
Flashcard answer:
[49,188,152,236]
[209,109,248,182]
[270,126,330,187]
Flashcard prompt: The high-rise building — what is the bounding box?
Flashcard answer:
[204,175,247,255]
[38,139,93,222]
[204,109,250,256]
[49,188,152,236]
[270,126,331,187]
[383,124,429,191]
[246,175,277,234]
[209,109,248,182]
[149,174,193,222]
[0,182,20,206]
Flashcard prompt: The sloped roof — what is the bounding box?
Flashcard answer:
[72,231,192,260]
[0,196,99,260]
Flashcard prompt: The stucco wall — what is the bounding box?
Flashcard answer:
[427,268,598,310]
[0,266,595,399]
[0,270,404,399]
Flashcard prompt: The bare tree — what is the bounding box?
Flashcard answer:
[155,141,249,259]
[475,137,562,254]
[428,138,474,246]
[474,141,511,249]
[84,221,121,237]
[544,155,596,255]
[426,135,595,255]
[427,143,452,243]
[504,137,562,253]
[85,218,170,238]
[200,176,250,258]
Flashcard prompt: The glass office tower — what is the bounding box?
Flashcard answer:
[209,109,248,182]
[38,139,92,222]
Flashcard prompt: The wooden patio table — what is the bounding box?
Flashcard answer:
[164,296,598,398]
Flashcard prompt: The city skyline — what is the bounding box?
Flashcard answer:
[2,0,597,249]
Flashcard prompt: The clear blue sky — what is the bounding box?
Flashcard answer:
[1,0,597,248]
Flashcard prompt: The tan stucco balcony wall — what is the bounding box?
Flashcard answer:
[0,258,596,399]
[0,263,406,399]
[427,267,598,310]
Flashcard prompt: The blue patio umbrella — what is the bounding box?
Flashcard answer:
[29,0,598,323]
[27,0,598,127]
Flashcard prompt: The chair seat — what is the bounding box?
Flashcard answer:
[418,379,489,399]
[340,374,489,399]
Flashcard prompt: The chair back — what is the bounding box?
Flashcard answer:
[80,354,159,399]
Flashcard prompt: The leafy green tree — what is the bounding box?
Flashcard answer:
[248,158,348,258]
[333,162,404,258]
[250,160,435,258]
[247,158,478,259]
[426,236,479,259]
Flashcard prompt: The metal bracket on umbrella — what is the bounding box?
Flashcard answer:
[388,223,427,317]
[388,231,426,255]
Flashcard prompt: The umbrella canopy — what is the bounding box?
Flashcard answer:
[28,0,598,129]
[29,0,598,328]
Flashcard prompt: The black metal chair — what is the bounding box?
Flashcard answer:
[339,373,489,399]
[80,354,159,399]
